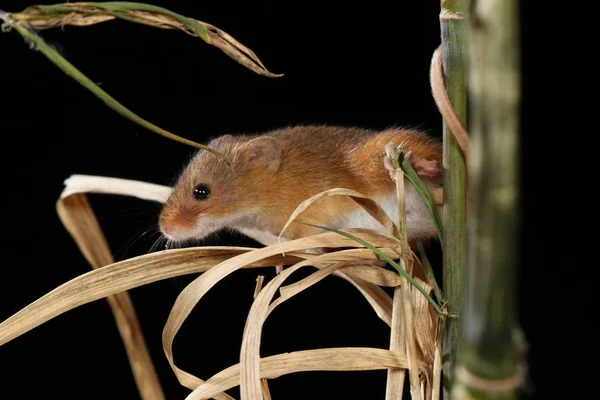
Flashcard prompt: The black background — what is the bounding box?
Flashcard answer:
[0,1,567,399]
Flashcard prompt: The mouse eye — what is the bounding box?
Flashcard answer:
[193,184,211,200]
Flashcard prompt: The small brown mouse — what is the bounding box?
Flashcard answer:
[159,125,446,247]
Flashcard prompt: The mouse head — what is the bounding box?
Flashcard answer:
[159,134,282,243]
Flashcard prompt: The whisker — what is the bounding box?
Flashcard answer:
[149,235,167,253]
[114,225,161,258]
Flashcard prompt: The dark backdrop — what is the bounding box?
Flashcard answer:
[1,1,562,399]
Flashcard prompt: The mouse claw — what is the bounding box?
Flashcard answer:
[384,142,399,161]
[384,142,401,182]
[275,264,284,274]
[384,154,397,182]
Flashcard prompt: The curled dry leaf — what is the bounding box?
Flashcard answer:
[161,227,401,391]
[279,187,402,242]
[10,2,281,77]
[239,256,409,399]
[190,347,422,400]
[56,172,407,398]
[0,245,301,347]
[57,191,165,400]
[386,285,407,400]
[412,278,437,365]
[0,173,443,399]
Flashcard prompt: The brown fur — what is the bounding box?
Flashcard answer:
[159,125,443,243]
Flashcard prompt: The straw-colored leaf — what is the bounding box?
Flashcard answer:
[260,379,272,400]
[0,246,300,347]
[57,192,165,400]
[389,146,422,400]
[432,341,443,400]
[275,259,392,313]
[276,185,443,316]
[399,258,422,400]
[386,285,407,400]
[238,256,420,400]
[0,173,443,400]
[240,260,355,399]
[162,228,401,391]
[278,188,401,241]
[59,174,399,333]
[302,223,444,317]
[60,174,172,202]
[189,347,423,400]
[412,278,437,365]
[253,276,265,300]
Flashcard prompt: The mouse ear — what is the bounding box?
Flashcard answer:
[247,136,282,174]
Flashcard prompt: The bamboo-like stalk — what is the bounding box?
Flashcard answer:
[439,0,469,394]
[450,0,522,398]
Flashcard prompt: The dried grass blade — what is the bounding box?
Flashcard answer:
[385,286,406,400]
[399,259,422,400]
[61,174,172,202]
[8,2,280,77]
[277,259,394,302]
[269,260,384,319]
[271,247,399,326]
[57,193,165,400]
[432,342,443,400]
[260,379,272,400]
[388,146,426,400]
[280,248,401,288]
[412,278,436,364]
[241,253,409,399]
[240,262,311,399]
[0,247,300,347]
[162,229,400,391]
[301,223,444,317]
[276,246,399,327]
[335,272,393,327]
[253,276,265,300]
[337,264,401,287]
[278,188,401,241]
[189,347,419,400]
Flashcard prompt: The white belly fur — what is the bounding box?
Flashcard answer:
[336,185,436,241]
[236,185,436,246]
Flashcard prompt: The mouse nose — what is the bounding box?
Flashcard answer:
[160,220,184,239]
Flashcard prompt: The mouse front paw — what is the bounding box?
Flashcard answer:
[384,142,442,181]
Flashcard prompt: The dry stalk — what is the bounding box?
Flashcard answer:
[0,174,443,399]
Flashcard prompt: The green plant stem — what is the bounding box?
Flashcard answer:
[439,0,469,394]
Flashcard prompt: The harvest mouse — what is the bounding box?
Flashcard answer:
[159,125,445,248]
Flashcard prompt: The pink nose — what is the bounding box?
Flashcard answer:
[160,221,184,239]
